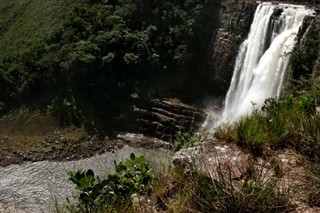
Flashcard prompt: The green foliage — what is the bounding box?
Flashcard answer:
[192,165,291,212]
[68,153,156,212]
[215,91,320,158]
[47,92,83,126]
[262,96,293,146]
[291,24,320,78]
[0,0,73,58]
[235,111,268,153]
[0,0,220,117]
[155,162,292,213]
[173,130,197,151]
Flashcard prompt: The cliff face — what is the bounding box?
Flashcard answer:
[206,0,319,96]
[207,0,257,95]
[313,18,320,76]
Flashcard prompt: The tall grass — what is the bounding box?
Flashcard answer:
[215,87,320,159]
[306,163,320,207]
[235,110,268,153]
[154,162,293,213]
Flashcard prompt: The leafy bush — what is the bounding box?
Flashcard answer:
[68,153,156,212]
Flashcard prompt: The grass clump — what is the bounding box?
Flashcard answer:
[306,163,320,206]
[235,110,268,154]
[56,152,294,213]
[215,81,320,159]
[154,162,292,213]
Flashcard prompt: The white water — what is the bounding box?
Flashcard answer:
[204,2,315,131]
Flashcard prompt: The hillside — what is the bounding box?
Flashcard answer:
[0,0,221,165]
[0,0,220,113]
[0,0,73,58]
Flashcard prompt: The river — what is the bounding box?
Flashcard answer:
[0,145,170,213]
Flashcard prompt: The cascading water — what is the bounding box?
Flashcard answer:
[204,2,315,131]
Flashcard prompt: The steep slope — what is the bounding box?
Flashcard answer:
[0,0,73,58]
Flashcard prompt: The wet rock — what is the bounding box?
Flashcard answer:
[0,136,125,167]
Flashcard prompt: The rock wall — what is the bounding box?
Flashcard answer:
[208,0,257,94]
[310,16,320,77]
[133,98,205,142]
[206,0,320,95]
[284,7,320,89]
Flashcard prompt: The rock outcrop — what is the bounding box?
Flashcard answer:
[209,0,257,93]
[173,138,251,180]
[133,99,205,142]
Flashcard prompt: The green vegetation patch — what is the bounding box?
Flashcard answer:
[215,76,320,159]
[0,0,220,121]
[0,0,73,57]
[66,153,156,212]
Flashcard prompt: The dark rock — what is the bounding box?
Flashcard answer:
[209,0,257,92]
[133,98,205,142]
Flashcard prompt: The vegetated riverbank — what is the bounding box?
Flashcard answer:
[0,96,203,167]
[52,23,320,211]
[0,108,126,167]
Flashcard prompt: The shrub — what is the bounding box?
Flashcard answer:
[262,96,294,147]
[68,153,156,212]
[48,97,83,126]
[214,110,269,155]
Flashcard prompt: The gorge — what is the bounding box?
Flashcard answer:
[0,0,320,212]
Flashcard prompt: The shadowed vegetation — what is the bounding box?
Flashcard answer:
[0,0,221,130]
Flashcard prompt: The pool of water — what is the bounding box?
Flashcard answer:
[0,145,170,213]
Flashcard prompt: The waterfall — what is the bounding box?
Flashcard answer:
[203,2,315,132]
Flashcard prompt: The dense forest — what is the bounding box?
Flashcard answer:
[0,0,221,125]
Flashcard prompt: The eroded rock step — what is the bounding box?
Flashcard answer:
[134,99,205,141]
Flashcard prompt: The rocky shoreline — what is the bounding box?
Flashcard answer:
[0,132,173,167]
